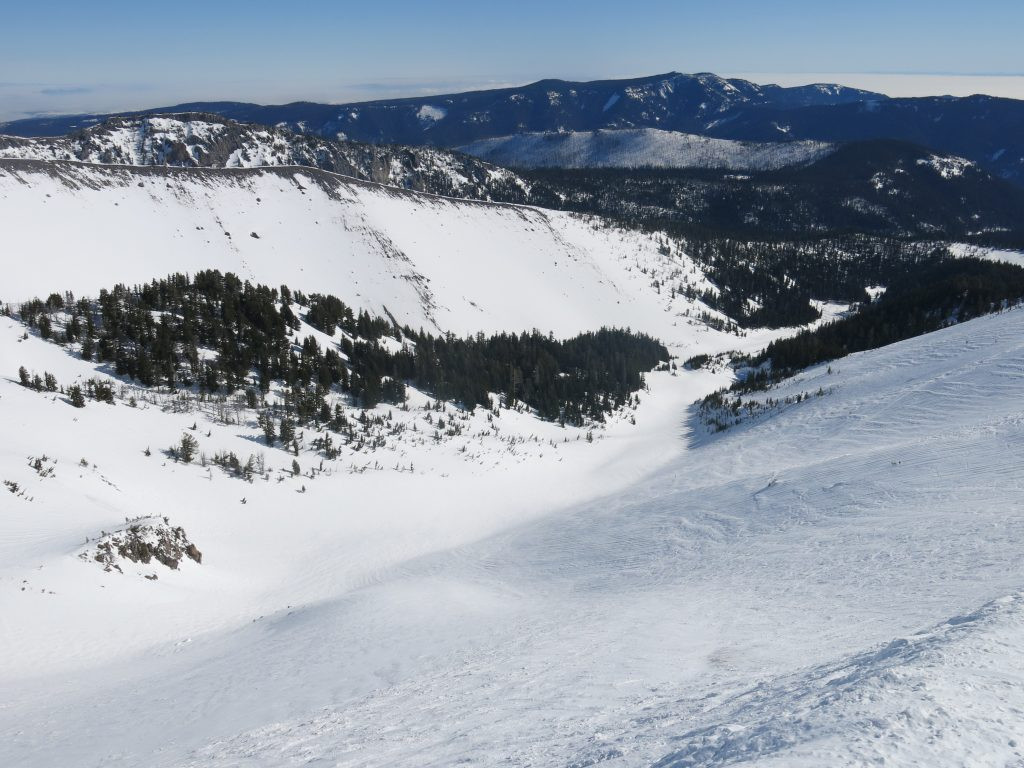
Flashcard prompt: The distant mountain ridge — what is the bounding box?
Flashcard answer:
[705,93,1024,187]
[4,113,1020,250]
[5,71,1021,183]
[0,113,532,202]
[0,72,882,141]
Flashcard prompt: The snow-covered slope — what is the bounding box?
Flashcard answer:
[4,132,1023,766]
[3,239,1024,766]
[0,114,531,201]
[458,128,834,170]
[0,159,727,341]
[951,242,1024,268]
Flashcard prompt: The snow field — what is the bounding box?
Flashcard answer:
[3,297,1024,766]
[3,156,1023,766]
[0,160,731,347]
[458,128,834,170]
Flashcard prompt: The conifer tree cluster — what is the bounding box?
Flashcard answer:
[679,236,950,327]
[754,258,1024,381]
[690,258,1024,432]
[380,328,665,423]
[15,362,117,408]
[15,271,668,428]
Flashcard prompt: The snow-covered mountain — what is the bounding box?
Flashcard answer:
[0,158,726,339]
[457,128,835,170]
[5,116,1020,293]
[4,71,1020,185]
[1,72,884,145]
[4,85,1024,767]
[0,114,532,202]
[4,242,1024,765]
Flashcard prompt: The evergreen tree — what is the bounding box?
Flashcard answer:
[258,411,276,445]
[69,385,86,408]
[178,433,199,464]
[15,270,669,430]
[80,333,95,361]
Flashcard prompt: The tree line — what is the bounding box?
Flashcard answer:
[754,258,1024,381]
[10,270,668,427]
[522,162,1007,328]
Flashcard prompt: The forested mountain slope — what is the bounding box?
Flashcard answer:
[5,72,1021,184]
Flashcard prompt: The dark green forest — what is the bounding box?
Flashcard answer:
[753,258,1024,381]
[11,271,668,427]
[695,258,1024,433]
[522,142,1024,328]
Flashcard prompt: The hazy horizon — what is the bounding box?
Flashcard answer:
[3,71,1024,124]
[4,0,1023,123]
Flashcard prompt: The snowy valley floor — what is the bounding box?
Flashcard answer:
[3,306,1024,766]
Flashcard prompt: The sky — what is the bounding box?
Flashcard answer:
[2,0,1023,121]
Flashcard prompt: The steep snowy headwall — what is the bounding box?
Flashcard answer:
[0,159,723,341]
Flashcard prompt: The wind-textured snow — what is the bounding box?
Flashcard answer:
[4,279,1024,766]
[3,152,1024,766]
[457,128,834,170]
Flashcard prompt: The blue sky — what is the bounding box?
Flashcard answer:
[2,0,1022,120]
